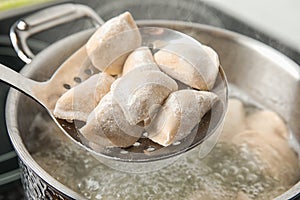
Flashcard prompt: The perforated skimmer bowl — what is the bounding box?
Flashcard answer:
[1,4,228,173]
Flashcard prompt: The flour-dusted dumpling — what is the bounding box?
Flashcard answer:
[201,45,220,68]
[230,109,300,186]
[94,73,116,104]
[219,99,247,141]
[122,47,159,75]
[54,73,115,122]
[246,110,289,140]
[147,90,218,146]
[112,67,178,125]
[80,92,144,148]
[154,44,219,90]
[231,130,300,186]
[86,12,141,75]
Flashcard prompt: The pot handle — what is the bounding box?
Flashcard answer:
[10,3,104,64]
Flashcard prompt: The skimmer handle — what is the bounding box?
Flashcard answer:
[0,63,38,99]
[10,3,104,64]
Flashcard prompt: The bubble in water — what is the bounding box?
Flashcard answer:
[229,166,239,175]
[246,161,258,171]
[83,192,92,199]
[221,169,228,176]
[237,174,244,182]
[85,178,100,191]
[95,194,102,200]
[214,173,225,182]
[241,166,250,174]
[246,174,258,183]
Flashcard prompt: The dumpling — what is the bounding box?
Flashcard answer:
[147,90,218,146]
[246,110,289,140]
[154,44,219,90]
[80,92,144,148]
[54,73,115,122]
[86,12,141,75]
[122,46,159,75]
[231,110,300,186]
[219,98,247,141]
[111,67,178,125]
[201,45,220,68]
[94,73,116,104]
[231,130,300,186]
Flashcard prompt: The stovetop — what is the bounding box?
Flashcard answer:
[0,0,299,199]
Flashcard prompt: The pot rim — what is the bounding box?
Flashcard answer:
[5,20,300,199]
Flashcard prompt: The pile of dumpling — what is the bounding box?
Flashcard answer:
[53,12,220,149]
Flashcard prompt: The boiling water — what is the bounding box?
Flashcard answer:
[27,85,299,200]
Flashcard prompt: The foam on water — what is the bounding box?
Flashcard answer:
[27,85,299,200]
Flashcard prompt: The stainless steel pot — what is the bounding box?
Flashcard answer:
[4,4,300,200]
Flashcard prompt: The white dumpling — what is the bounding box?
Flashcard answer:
[94,73,116,104]
[230,110,300,186]
[122,46,159,75]
[231,130,300,186]
[86,12,141,75]
[80,92,144,148]
[201,45,220,68]
[147,90,218,146]
[54,73,115,122]
[219,98,247,141]
[246,110,289,140]
[111,67,178,125]
[154,44,219,90]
